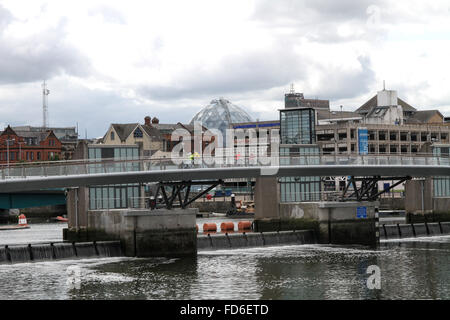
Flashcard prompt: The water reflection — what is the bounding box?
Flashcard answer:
[2,223,450,299]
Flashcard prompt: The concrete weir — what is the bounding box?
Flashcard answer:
[379,222,450,239]
[0,241,122,264]
[197,230,316,251]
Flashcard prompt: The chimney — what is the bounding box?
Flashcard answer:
[144,116,151,126]
[152,117,159,124]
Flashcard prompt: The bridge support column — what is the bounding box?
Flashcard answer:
[253,178,379,246]
[66,187,89,231]
[65,208,197,257]
[405,178,450,223]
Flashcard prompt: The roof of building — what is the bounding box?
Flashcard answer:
[109,122,199,142]
[1,125,59,145]
[404,110,443,124]
[111,123,140,141]
[355,94,417,114]
[11,125,78,142]
[190,98,254,138]
[316,109,361,120]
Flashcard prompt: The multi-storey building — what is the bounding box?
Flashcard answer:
[12,125,78,160]
[100,116,209,157]
[316,90,450,155]
[0,125,62,164]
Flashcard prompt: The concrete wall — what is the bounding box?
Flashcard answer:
[66,141,89,229]
[379,197,405,210]
[278,201,378,246]
[254,176,279,219]
[405,179,433,214]
[66,208,198,257]
[189,201,230,213]
[66,187,89,229]
[405,178,450,222]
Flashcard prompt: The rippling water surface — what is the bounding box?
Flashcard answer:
[1,223,450,299]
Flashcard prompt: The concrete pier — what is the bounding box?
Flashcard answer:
[254,200,379,247]
[405,179,450,223]
[65,208,198,257]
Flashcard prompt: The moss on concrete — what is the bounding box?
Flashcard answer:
[406,211,450,223]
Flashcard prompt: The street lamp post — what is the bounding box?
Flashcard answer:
[5,138,15,175]
[18,141,24,161]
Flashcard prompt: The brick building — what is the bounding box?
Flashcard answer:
[0,125,62,164]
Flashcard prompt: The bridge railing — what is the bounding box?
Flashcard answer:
[0,153,449,180]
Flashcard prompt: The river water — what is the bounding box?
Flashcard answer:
[1,222,450,300]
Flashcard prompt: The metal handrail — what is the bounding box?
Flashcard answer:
[0,153,449,180]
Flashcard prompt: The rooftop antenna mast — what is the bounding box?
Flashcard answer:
[290,83,295,94]
[42,81,50,128]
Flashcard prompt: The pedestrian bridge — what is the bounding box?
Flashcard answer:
[0,154,448,193]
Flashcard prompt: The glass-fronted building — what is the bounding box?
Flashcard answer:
[88,145,141,210]
[280,108,316,145]
[279,107,321,202]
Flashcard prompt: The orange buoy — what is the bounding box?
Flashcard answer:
[203,223,217,232]
[18,214,28,226]
[220,222,234,231]
[238,221,252,230]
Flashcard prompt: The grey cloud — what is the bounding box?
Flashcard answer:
[253,0,382,26]
[0,7,91,84]
[138,45,308,101]
[312,56,376,100]
[0,5,13,31]
[252,0,388,43]
[3,81,203,138]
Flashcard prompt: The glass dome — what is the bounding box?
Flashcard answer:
[190,98,254,139]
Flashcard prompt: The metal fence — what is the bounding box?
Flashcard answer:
[1,153,449,180]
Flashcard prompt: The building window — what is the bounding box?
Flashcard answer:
[434,177,450,197]
[30,152,34,160]
[134,127,143,138]
[110,131,115,140]
[400,132,408,141]
[389,132,397,141]
[280,146,321,202]
[421,132,428,142]
[37,152,41,160]
[280,108,315,145]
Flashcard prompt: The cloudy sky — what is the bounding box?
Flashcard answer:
[0,0,449,138]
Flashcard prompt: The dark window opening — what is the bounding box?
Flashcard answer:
[390,132,397,141]
[400,132,408,141]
